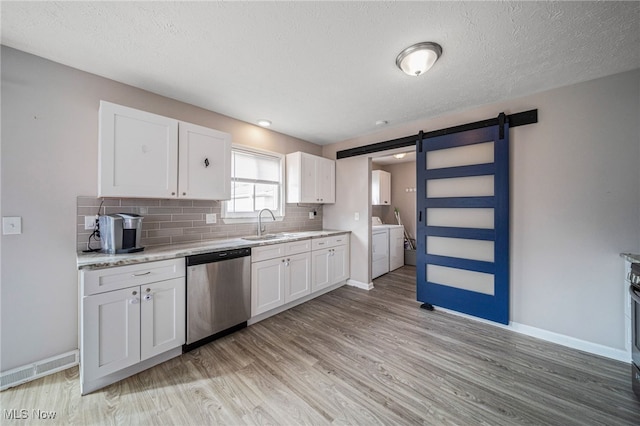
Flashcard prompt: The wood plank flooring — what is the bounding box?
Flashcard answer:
[2,266,639,425]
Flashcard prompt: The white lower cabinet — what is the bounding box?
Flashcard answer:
[251,242,312,316]
[79,258,185,394]
[250,234,350,319]
[312,235,350,292]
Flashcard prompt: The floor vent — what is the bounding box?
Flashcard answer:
[1,350,78,391]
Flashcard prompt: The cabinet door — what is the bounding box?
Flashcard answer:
[300,152,318,203]
[372,170,391,206]
[312,248,332,292]
[140,278,186,361]
[251,258,286,316]
[285,252,311,303]
[82,287,140,382]
[178,122,231,200]
[331,244,350,284]
[99,101,178,198]
[316,157,335,203]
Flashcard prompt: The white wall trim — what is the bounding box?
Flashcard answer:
[346,279,373,290]
[509,321,630,363]
[436,307,630,363]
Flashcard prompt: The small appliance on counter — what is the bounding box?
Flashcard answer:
[99,213,144,254]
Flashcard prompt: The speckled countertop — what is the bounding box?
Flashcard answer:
[621,253,640,264]
[77,230,350,270]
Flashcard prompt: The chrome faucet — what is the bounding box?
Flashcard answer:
[257,208,276,237]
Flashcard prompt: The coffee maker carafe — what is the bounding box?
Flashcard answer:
[99,213,144,254]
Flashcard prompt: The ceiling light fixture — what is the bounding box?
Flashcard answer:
[396,42,442,77]
[257,119,272,127]
[393,153,407,159]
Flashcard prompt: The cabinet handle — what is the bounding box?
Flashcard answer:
[132,290,138,296]
[183,192,186,196]
[204,158,210,167]
[171,192,176,196]
[132,272,151,277]
[130,291,138,304]
[145,288,151,293]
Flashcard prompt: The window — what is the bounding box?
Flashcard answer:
[222,145,285,220]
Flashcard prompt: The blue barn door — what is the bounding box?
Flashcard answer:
[416,121,509,324]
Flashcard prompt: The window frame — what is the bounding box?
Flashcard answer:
[221,144,285,224]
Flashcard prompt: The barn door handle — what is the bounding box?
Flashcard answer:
[419,211,422,222]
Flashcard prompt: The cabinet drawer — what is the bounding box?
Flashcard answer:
[82,258,185,296]
[312,235,349,251]
[252,240,311,262]
[284,239,312,256]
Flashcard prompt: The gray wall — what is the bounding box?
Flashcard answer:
[0,46,321,372]
[323,69,640,354]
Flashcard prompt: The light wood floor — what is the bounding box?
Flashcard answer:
[2,266,639,425]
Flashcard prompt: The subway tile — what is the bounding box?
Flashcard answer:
[143,236,172,247]
[121,199,160,207]
[142,222,160,230]
[171,234,202,244]
[146,228,184,238]
[160,199,193,207]
[191,200,218,208]
[147,207,184,214]
[181,207,213,214]
[183,226,214,235]
[172,213,204,221]
[142,214,172,223]
[160,221,193,229]
[201,232,231,240]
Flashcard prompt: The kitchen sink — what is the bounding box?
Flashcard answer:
[240,232,303,241]
[241,234,280,241]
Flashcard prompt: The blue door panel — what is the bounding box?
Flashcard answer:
[417,123,510,325]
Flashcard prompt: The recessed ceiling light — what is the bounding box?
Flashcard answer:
[257,119,272,127]
[396,42,442,76]
[393,153,407,159]
[375,120,388,126]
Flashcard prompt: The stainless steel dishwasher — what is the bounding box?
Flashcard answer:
[183,248,251,352]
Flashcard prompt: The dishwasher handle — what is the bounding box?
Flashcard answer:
[186,248,251,266]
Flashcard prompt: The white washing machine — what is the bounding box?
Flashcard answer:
[372,217,405,279]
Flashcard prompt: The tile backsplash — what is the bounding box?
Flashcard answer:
[76,196,322,252]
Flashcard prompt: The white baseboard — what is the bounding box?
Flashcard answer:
[510,322,630,363]
[435,307,630,363]
[346,279,373,290]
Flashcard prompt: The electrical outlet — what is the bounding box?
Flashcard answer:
[206,213,217,224]
[308,212,314,219]
[85,215,98,230]
[354,212,360,221]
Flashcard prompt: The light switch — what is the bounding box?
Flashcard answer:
[354,212,360,221]
[3,217,22,235]
[206,213,217,224]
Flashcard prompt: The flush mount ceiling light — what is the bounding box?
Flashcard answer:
[396,42,442,77]
[257,119,272,127]
[393,153,407,159]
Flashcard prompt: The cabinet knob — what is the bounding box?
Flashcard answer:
[171,192,176,196]
[132,290,138,296]
[145,288,151,293]
[183,192,186,196]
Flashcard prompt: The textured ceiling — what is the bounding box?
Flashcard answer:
[2,1,639,145]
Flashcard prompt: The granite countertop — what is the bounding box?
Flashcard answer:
[77,229,350,270]
[621,253,640,264]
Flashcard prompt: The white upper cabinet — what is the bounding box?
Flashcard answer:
[372,170,391,205]
[99,101,178,198]
[286,151,335,204]
[178,122,231,200]
[99,101,231,200]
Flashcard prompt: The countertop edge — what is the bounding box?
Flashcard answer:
[621,253,640,264]
[77,230,351,270]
